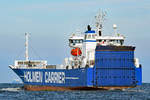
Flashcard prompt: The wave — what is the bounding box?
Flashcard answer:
[122,89,147,93]
[0,87,22,92]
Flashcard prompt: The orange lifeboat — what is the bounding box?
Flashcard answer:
[71,48,82,56]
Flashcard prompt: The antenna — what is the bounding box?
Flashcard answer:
[25,33,29,61]
[95,10,107,36]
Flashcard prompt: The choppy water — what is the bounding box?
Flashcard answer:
[0,83,150,100]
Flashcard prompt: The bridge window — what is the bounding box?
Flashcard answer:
[73,40,76,43]
[120,40,124,45]
[109,40,114,42]
[80,39,83,43]
[85,35,87,39]
[92,34,95,39]
[76,40,79,43]
[99,40,102,42]
[88,34,91,39]
[69,40,73,43]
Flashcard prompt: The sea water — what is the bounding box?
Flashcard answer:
[0,83,150,100]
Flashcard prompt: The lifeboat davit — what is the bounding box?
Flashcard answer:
[71,48,82,56]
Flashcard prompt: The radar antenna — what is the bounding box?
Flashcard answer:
[95,10,107,36]
[113,24,117,36]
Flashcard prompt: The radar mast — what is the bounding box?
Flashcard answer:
[95,10,107,36]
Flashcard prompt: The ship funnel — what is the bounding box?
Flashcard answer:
[87,25,91,31]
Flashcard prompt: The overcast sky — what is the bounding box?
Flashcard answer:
[0,0,149,83]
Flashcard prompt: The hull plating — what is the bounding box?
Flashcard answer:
[11,67,140,91]
[24,85,135,91]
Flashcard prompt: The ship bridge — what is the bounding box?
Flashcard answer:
[96,36,125,46]
[69,34,84,48]
[84,30,97,41]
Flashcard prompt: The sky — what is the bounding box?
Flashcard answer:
[0,0,149,83]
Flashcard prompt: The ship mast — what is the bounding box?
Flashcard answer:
[25,33,29,61]
[95,10,106,36]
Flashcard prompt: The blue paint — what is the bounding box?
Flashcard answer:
[12,68,93,87]
[86,68,93,86]
[83,40,96,42]
[94,45,141,86]
[136,67,142,85]
[11,45,142,88]
[85,30,95,34]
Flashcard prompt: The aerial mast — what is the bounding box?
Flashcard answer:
[95,10,106,36]
[25,33,29,61]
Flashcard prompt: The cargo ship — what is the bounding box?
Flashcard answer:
[9,12,142,91]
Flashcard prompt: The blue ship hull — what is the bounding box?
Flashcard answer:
[10,46,142,90]
[11,67,142,90]
[12,68,93,87]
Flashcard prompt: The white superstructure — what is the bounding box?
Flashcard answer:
[65,11,125,69]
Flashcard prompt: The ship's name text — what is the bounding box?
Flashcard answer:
[24,71,65,84]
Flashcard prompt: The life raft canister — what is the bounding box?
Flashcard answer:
[71,48,82,56]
